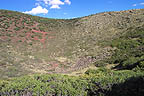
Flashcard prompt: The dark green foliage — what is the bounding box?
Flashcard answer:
[0,74,88,96]
[3,22,10,29]
[84,68,144,96]
[94,60,108,67]
[14,27,21,31]
[108,76,144,96]
[29,42,33,45]
[39,26,45,31]
[108,28,144,70]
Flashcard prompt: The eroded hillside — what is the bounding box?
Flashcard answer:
[1,9,144,78]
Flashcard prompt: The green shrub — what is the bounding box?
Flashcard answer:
[14,27,20,31]
[0,74,88,96]
[0,69,144,96]
[94,61,108,67]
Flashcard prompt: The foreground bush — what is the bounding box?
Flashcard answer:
[0,74,88,96]
[0,68,144,96]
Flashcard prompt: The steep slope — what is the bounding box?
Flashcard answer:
[1,9,144,78]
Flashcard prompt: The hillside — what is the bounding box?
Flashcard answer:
[0,9,144,78]
[0,9,144,96]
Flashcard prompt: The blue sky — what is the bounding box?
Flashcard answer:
[1,0,144,19]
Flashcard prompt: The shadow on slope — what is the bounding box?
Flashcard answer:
[107,76,144,96]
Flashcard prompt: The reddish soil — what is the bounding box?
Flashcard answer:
[0,28,55,48]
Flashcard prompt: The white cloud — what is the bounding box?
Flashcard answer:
[64,0,71,5]
[133,2,144,7]
[49,0,64,5]
[35,3,40,6]
[50,5,61,9]
[43,0,50,4]
[23,6,48,15]
[49,0,64,9]
[132,4,137,6]
[39,0,71,9]
[140,2,144,5]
